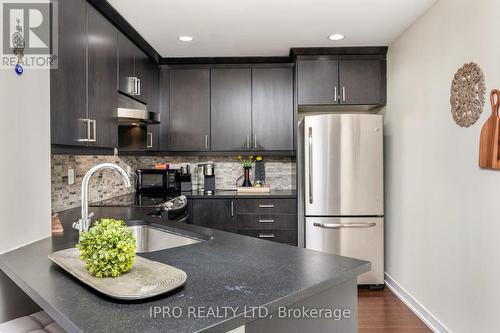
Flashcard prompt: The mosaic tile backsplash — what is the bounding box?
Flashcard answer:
[51,155,296,213]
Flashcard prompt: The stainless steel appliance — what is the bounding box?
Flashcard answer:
[91,193,189,223]
[301,114,384,286]
[117,93,160,125]
[200,163,216,195]
[136,169,180,194]
[180,165,192,192]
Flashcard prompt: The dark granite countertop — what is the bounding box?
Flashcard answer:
[90,190,297,208]
[184,189,297,199]
[0,206,368,333]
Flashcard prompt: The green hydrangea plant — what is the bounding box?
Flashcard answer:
[76,218,136,278]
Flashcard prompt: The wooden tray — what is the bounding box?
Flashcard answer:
[49,248,187,300]
[237,186,271,193]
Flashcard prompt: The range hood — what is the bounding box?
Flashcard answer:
[117,93,160,125]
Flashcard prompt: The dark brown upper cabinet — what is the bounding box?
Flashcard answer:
[145,61,160,151]
[50,0,87,146]
[338,60,386,105]
[159,69,170,151]
[133,49,149,102]
[252,67,294,151]
[117,35,160,152]
[118,34,154,104]
[210,68,252,151]
[297,58,386,107]
[168,69,211,151]
[87,5,118,148]
[117,33,136,97]
[51,0,118,148]
[297,59,339,105]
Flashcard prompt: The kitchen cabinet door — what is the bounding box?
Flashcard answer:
[339,60,386,105]
[159,69,170,151]
[146,125,159,151]
[211,69,252,151]
[297,59,339,105]
[118,33,136,96]
[146,61,160,151]
[134,49,149,103]
[191,199,236,233]
[87,5,118,148]
[252,67,294,150]
[169,69,211,151]
[50,0,87,146]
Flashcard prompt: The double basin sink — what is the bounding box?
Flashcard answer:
[127,224,206,253]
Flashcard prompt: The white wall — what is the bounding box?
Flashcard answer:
[385,0,500,332]
[0,61,51,320]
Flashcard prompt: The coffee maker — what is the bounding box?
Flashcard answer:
[180,165,192,192]
[202,163,216,195]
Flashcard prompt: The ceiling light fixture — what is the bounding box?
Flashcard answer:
[178,35,194,42]
[328,34,345,41]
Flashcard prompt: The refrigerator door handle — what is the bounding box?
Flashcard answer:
[313,222,377,229]
[308,127,313,204]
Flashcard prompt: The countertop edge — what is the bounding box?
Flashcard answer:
[200,262,370,332]
[0,259,82,333]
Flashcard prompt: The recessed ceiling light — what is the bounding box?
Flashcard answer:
[328,34,345,41]
[178,35,194,42]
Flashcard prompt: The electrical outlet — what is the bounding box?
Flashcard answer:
[68,169,75,185]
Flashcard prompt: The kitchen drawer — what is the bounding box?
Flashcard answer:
[236,199,296,214]
[237,228,297,244]
[237,214,296,229]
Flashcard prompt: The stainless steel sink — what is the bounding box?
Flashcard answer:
[128,225,201,253]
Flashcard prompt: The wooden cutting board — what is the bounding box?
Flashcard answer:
[237,186,271,193]
[479,90,500,169]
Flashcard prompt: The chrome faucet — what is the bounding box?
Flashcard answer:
[73,163,131,234]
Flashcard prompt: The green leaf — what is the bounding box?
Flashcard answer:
[76,218,136,278]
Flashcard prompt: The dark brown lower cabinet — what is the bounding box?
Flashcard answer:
[190,199,236,233]
[188,197,297,245]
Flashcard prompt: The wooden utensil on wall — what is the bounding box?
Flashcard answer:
[479,89,500,169]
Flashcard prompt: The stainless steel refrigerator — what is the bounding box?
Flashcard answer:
[299,114,384,286]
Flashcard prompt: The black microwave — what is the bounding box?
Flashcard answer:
[136,169,180,193]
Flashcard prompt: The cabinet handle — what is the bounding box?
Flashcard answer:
[133,77,139,95]
[259,219,275,223]
[231,200,234,217]
[90,120,97,142]
[147,132,153,148]
[254,134,257,149]
[246,134,250,149]
[313,222,376,229]
[137,78,141,96]
[342,86,346,102]
[78,119,92,142]
[258,204,274,208]
[204,135,209,149]
[258,233,275,239]
[308,127,313,204]
[334,86,338,102]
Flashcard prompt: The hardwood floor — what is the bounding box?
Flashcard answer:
[358,287,432,333]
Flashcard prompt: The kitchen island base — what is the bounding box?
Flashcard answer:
[245,278,357,333]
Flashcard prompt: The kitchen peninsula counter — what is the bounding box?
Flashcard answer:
[0,206,368,333]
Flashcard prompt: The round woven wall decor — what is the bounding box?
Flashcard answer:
[450,62,485,127]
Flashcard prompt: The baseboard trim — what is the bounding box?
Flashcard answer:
[384,273,451,333]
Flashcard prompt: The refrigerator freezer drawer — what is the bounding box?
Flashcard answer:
[305,217,384,285]
[304,114,384,216]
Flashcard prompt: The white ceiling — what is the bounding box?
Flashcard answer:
[107,0,437,57]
